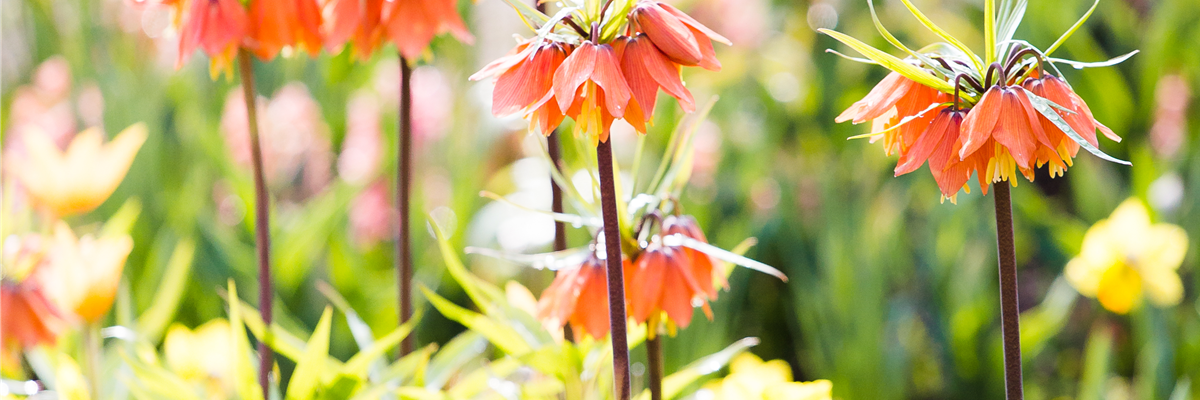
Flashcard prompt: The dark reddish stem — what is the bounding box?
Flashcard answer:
[237,49,273,400]
[541,0,566,252]
[596,139,632,400]
[993,183,1024,400]
[397,57,415,357]
[647,334,664,400]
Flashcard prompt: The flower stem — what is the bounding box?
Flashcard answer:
[237,49,273,400]
[596,139,632,400]
[646,334,664,400]
[397,56,415,357]
[993,183,1023,400]
[83,323,101,398]
[539,0,567,254]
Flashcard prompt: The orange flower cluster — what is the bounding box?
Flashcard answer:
[471,1,728,143]
[536,215,722,340]
[840,66,1120,201]
[158,0,471,74]
[1,280,65,351]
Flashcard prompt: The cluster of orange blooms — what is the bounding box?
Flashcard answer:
[146,0,471,75]
[470,1,729,144]
[840,54,1121,201]
[537,214,724,339]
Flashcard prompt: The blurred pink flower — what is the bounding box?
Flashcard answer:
[690,120,723,188]
[1150,74,1189,158]
[349,180,393,247]
[221,83,333,197]
[338,91,384,185]
[693,0,768,48]
[5,57,77,152]
[374,63,452,144]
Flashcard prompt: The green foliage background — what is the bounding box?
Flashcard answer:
[2,0,1199,398]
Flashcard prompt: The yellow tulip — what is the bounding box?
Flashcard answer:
[700,353,832,400]
[7,123,146,217]
[1065,198,1189,314]
[37,222,133,323]
[164,319,236,399]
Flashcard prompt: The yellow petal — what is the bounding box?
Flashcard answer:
[1104,199,1153,251]
[1096,264,1142,315]
[1140,269,1183,307]
[1064,257,1105,298]
[1137,224,1188,273]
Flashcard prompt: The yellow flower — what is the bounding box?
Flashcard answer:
[1065,198,1189,314]
[37,222,133,323]
[701,353,832,400]
[164,319,236,399]
[7,123,146,216]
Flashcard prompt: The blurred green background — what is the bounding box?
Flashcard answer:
[2,0,1198,398]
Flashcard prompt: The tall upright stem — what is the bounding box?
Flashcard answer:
[397,57,415,357]
[538,0,567,254]
[237,49,273,400]
[646,334,664,400]
[993,184,1023,400]
[596,139,632,400]
[548,133,567,251]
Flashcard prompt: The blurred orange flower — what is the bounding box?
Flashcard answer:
[177,0,247,76]
[7,124,146,217]
[320,0,385,60]
[661,215,723,300]
[1,279,66,351]
[247,0,324,60]
[37,222,134,323]
[537,253,614,340]
[382,0,473,60]
[625,243,708,332]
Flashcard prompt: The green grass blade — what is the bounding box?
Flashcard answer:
[819,29,956,94]
[633,338,760,400]
[895,0,984,70]
[420,286,534,356]
[985,0,996,64]
[228,280,266,400]
[342,312,421,379]
[1044,0,1100,57]
[135,237,196,343]
[285,306,333,400]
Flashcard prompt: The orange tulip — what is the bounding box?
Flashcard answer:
[554,41,632,145]
[1,279,66,351]
[382,0,473,60]
[177,0,247,75]
[36,222,134,323]
[470,38,571,136]
[536,254,613,340]
[630,1,729,71]
[7,124,147,217]
[247,0,324,60]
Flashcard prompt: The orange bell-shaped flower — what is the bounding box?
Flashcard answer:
[536,254,615,340]
[382,0,473,60]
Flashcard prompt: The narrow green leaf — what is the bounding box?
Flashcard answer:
[501,0,550,32]
[984,0,996,64]
[342,312,422,379]
[1044,0,1100,57]
[228,280,266,400]
[428,217,505,315]
[315,282,375,353]
[135,237,196,343]
[633,338,760,400]
[101,199,142,237]
[825,49,878,65]
[1023,89,1130,165]
[479,191,601,227]
[426,332,487,389]
[1049,50,1138,69]
[666,234,788,282]
[895,0,983,70]
[867,0,948,77]
[420,286,534,356]
[286,306,333,400]
[819,29,956,94]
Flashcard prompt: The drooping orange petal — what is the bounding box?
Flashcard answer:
[632,2,702,66]
[591,44,632,119]
[571,264,611,339]
[836,72,913,124]
[553,42,598,112]
[896,108,957,176]
[959,87,1003,159]
[991,88,1038,169]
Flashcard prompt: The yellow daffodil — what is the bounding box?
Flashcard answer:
[700,353,832,400]
[7,123,146,217]
[36,222,133,323]
[1066,198,1189,314]
[164,319,236,399]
